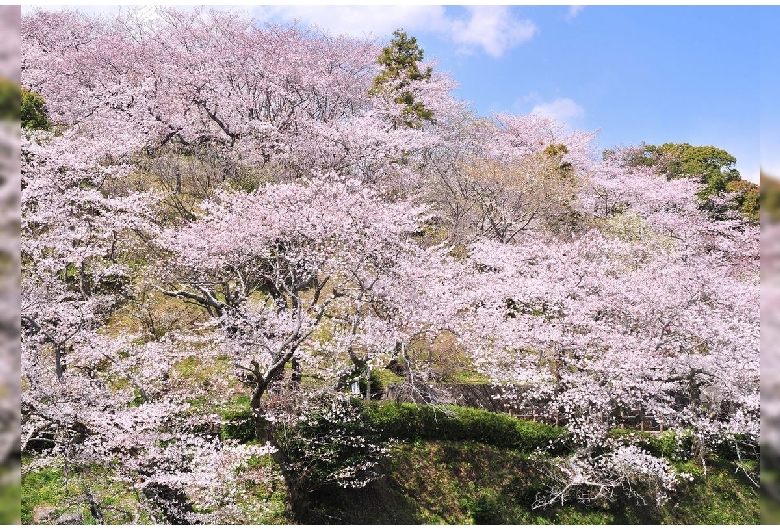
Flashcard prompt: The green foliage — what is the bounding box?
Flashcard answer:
[371,29,434,128]
[21,87,51,130]
[656,143,740,191]
[0,78,21,122]
[654,430,694,462]
[359,370,385,400]
[726,179,759,224]
[220,397,255,443]
[620,141,758,221]
[373,30,431,89]
[362,402,569,454]
[339,366,387,399]
[610,428,758,466]
[623,142,740,188]
[543,143,573,173]
[610,428,693,462]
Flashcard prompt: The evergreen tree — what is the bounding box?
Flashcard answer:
[371,29,434,128]
[21,88,50,130]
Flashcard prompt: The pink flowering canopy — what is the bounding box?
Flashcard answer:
[20,6,759,522]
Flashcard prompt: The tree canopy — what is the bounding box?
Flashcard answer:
[613,141,758,223]
[19,8,759,524]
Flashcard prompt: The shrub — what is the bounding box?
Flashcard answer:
[654,430,694,462]
[358,371,385,400]
[714,433,758,462]
[273,392,390,493]
[610,428,694,462]
[467,490,503,524]
[21,87,51,130]
[362,402,569,454]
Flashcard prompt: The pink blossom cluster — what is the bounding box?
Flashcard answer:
[20,7,759,519]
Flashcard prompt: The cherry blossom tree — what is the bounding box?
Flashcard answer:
[156,175,452,441]
[20,16,278,519]
[21,127,155,379]
[452,148,759,505]
[20,125,285,522]
[421,112,597,245]
[22,8,460,191]
[21,6,759,519]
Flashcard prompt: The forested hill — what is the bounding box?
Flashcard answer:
[17,8,759,524]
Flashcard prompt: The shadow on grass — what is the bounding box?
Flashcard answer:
[296,440,759,525]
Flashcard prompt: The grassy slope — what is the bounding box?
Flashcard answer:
[302,440,759,525]
[22,429,759,525]
[21,457,293,525]
[0,468,20,524]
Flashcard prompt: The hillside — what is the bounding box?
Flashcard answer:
[18,7,760,525]
[310,441,758,525]
[22,404,759,524]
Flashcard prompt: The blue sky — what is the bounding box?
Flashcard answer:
[761,6,780,180]
[23,4,769,183]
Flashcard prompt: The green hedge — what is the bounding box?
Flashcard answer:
[220,399,574,454]
[362,402,569,454]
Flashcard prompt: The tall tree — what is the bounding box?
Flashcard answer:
[371,29,434,128]
[156,177,448,441]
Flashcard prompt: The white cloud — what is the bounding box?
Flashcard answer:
[530,98,584,123]
[520,91,541,104]
[566,6,584,21]
[252,5,535,57]
[449,6,536,57]
[252,5,449,40]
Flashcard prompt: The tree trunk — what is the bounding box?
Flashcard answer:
[55,342,65,380]
[290,357,302,389]
[250,380,272,443]
[248,381,313,522]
